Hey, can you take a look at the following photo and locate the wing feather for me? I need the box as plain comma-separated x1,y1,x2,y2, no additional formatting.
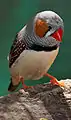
9,33,26,68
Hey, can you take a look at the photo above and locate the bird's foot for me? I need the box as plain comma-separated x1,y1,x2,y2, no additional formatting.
50,78,64,87
19,84,34,94
20,76,33,90
22,85,33,90
44,73,65,87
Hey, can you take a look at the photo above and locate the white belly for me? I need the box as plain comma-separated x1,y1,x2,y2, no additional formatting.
10,48,59,80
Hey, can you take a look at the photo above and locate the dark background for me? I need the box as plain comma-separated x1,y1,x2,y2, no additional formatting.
0,0,70,96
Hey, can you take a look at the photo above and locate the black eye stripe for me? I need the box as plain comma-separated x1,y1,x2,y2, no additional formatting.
43,26,52,37
48,26,52,30
43,30,48,36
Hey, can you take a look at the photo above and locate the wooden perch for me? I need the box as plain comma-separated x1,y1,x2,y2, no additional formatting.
0,79,71,120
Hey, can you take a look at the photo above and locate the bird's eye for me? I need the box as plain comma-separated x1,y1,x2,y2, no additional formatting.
35,19,49,38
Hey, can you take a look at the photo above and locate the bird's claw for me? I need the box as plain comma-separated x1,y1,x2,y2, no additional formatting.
50,79,65,87
22,85,33,90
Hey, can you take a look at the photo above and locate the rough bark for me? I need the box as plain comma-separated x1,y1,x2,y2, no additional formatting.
0,79,71,120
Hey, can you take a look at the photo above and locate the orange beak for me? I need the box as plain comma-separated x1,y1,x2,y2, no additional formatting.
51,28,63,42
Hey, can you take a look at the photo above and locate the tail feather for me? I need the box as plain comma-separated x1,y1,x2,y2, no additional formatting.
8,78,20,92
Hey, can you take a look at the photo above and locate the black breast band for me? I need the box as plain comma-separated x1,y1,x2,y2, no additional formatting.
30,44,58,52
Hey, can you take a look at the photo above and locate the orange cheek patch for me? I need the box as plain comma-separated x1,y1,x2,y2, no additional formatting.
35,19,48,38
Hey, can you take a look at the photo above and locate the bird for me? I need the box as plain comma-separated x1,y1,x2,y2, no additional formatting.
8,10,64,92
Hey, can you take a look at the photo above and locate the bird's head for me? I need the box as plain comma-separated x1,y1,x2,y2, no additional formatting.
26,11,64,51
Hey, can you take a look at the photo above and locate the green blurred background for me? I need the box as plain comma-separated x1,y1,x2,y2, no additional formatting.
0,0,70,96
